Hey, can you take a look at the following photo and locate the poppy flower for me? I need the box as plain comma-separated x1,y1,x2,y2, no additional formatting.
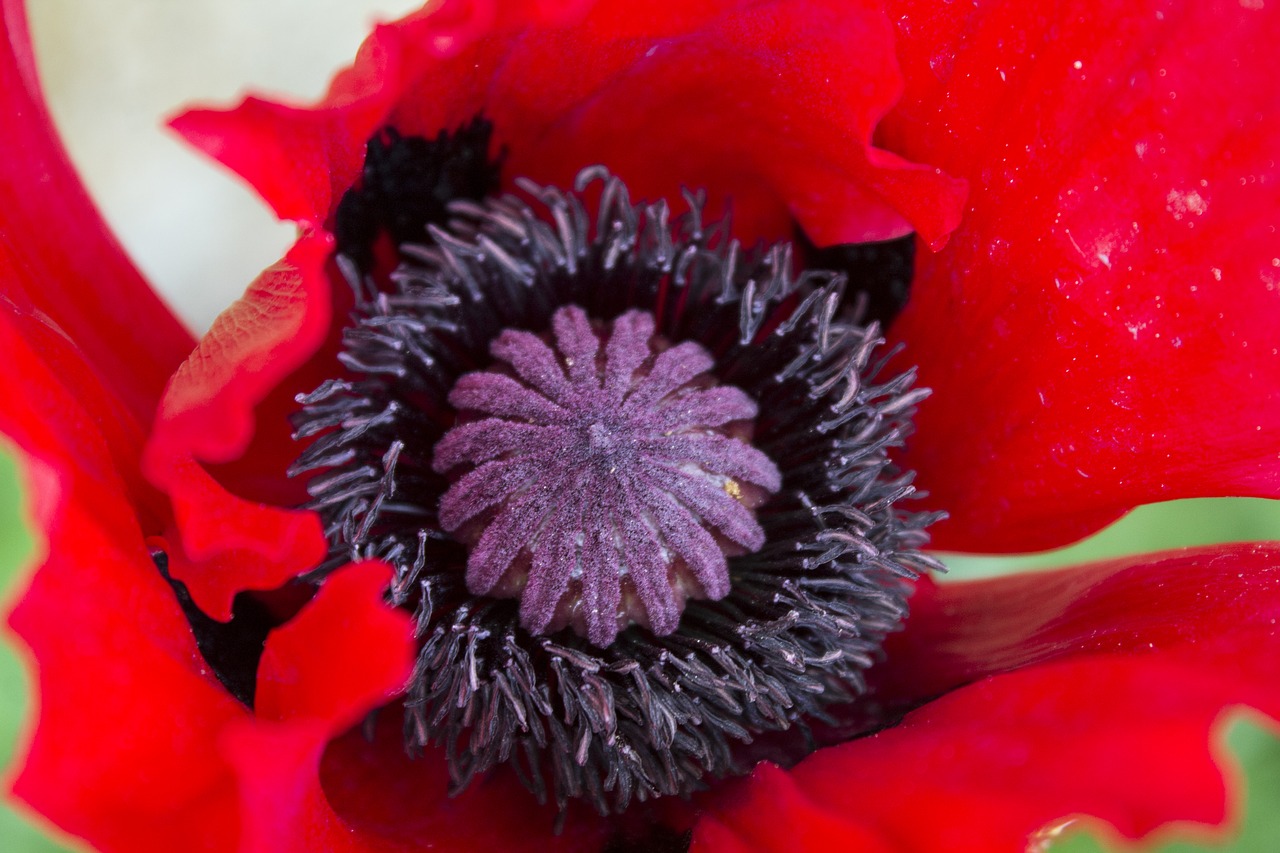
4,0,1280,850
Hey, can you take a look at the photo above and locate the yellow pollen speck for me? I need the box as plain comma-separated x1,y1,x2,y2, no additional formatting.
724,479,742,500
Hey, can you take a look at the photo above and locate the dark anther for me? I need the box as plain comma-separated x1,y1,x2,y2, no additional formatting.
796,228,916,329
334,117,503,271
153,550,274,707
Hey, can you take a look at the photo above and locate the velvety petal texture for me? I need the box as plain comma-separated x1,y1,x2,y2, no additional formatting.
695,545,1280,851
873,544,1280,714
883,0,1280,551
0,3,235,843
0,247,420,850
142,235,333,618
168,0,600,228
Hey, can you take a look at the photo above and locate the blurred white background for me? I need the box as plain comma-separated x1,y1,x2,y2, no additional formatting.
29,0,419,333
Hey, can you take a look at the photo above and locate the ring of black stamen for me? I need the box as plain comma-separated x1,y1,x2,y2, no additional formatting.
292,166,942,815
795,229,916,329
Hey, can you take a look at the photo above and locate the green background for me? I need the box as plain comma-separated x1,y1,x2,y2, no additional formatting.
2,449,1279,851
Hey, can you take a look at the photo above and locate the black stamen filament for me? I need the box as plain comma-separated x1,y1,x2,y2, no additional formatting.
158,120,940,820
287,121,941,815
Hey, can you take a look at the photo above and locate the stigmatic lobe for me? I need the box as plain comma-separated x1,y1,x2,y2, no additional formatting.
433,305,781,647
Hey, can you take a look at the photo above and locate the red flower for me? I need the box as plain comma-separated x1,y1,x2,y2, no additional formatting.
4,0,1280,850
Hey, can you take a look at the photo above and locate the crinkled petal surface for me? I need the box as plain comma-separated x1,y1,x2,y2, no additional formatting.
5,378,534,853
221,562,611,853
693,545,1280,851
0,239,595,851
883,0,1280,551
168,0,598,228
142,234,333,619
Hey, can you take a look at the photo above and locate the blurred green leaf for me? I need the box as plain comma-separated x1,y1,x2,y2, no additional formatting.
1,449,77,852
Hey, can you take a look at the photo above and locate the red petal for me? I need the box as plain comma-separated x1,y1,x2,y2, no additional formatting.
696,545,1280,850
882,0,1280,551
170,95,382,229
693,544,1280,851
218,562,413,852
0,315,243,851
315,717,613,853
0,293,162,527
695,656,1246,852
691,762,893,853
0,296,593,852
150,459,324,622
142,234,333,619
873,544,1280,714
8,521,244,853
489,0,966,247
0,0,192,425
254,562,411,724
171,0,965,247
155,0,970,611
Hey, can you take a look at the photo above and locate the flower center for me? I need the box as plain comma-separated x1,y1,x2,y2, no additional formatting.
284,123,942,816
433,305,781,646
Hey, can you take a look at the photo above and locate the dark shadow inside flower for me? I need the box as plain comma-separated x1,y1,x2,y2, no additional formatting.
153,550,275,706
